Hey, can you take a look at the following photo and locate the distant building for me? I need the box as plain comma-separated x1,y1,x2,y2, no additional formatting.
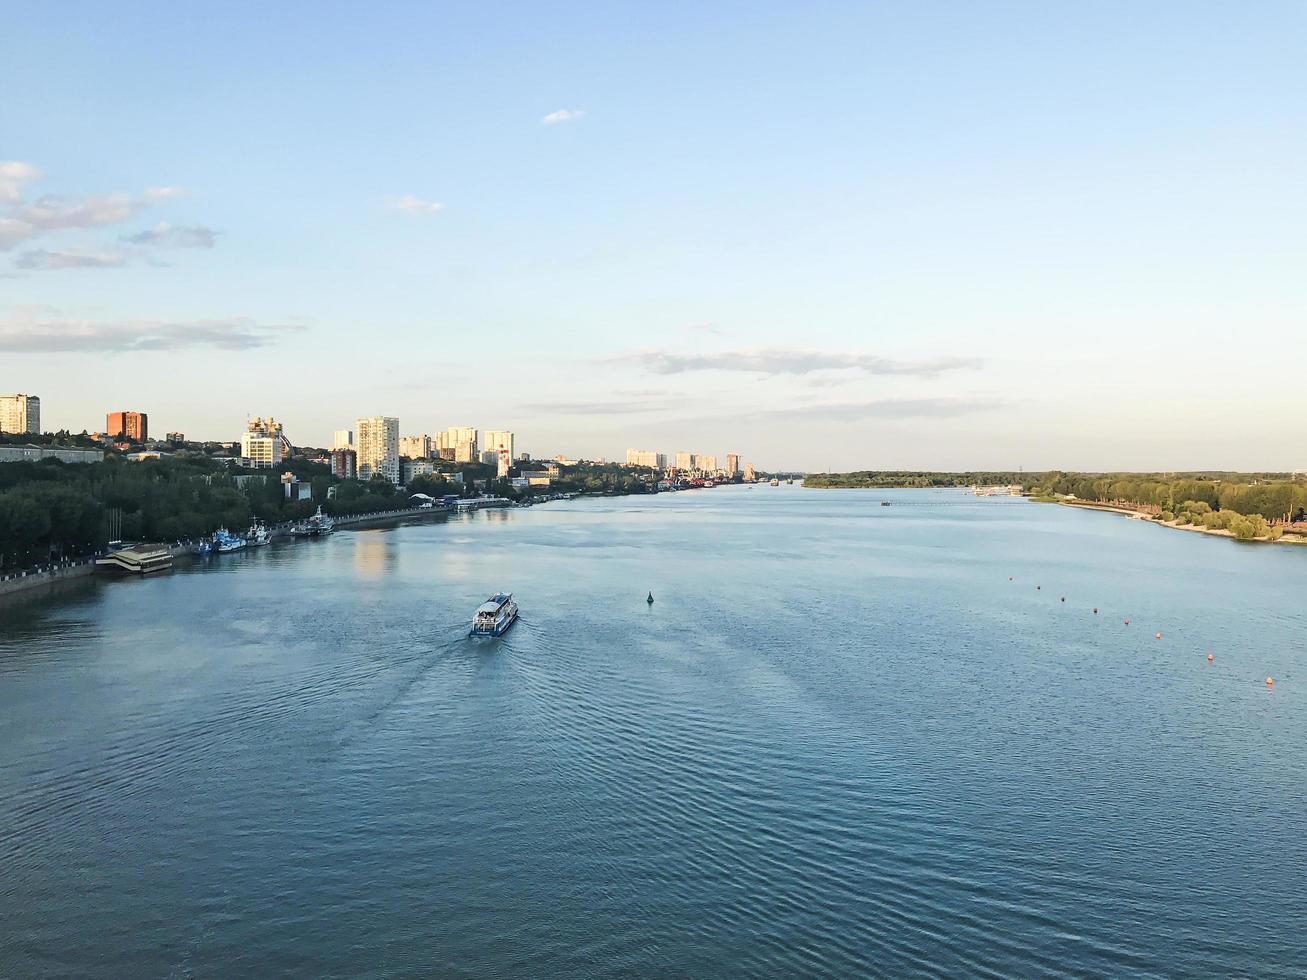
400,434,431,460
743,463,756,482
333,429,354,450
329,448,357,480
726,453,739,477
240,417,291,468
442,426,477,463
517,452,531,462
0,444,101,464
106,411,148,443
282,472,313,501
626,449,666,469
0,394,40,435
165,431,185,444
357,416,400,483
520,470,553,487
484,429,514,463
402,457,435,483
699,455,718,473
674,451,696,471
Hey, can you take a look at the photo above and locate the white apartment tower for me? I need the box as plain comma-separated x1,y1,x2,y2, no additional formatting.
333,429,354,450
400,434,431,460
357,416,400,483
626,449,666,469
241,416,287,468
0,394,40,434
445,426,477,463
484,430,514,463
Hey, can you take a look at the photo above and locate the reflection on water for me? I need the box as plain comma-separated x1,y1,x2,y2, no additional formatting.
1,487,1305,978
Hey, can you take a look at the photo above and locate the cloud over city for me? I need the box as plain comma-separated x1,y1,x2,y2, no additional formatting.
15,249,128,270
0,310,306,353
120,222,220,248
604,347,982,377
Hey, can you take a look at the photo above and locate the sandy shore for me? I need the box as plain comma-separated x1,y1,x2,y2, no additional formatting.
1056,499,1307,545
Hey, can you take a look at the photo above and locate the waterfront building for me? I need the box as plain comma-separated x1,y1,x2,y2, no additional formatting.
699,455,718,473
400,434,431,460
726,453,740,477
357,416,400,483
106,411,148,443
520,470,553,487
674,451,696,471
333,429,354,450
0,394,40,435
329,448,356,480
626,449,666,469
743,463,756,482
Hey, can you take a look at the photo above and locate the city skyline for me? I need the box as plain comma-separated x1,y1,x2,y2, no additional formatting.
3,4,1305,470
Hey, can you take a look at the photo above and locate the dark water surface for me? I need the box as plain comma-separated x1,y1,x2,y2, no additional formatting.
2,486,1304,977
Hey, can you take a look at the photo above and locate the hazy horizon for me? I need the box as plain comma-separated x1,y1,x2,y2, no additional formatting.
3,3,1304,471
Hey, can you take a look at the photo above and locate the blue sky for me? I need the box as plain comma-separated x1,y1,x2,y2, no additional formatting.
3,2,1304,470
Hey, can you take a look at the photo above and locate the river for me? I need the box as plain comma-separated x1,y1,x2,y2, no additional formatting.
1,485,1304,977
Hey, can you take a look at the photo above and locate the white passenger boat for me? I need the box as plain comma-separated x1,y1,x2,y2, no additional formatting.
470,593,518,636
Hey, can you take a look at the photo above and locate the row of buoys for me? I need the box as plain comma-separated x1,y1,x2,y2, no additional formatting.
1010,574,1277,687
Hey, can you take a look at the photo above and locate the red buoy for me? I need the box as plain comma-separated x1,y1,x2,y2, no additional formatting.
1206,654,1214,663
1155,632,1162,640
1266,676,1274,687
1124,619,1130,625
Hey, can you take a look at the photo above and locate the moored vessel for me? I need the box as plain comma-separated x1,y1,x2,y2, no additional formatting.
213,528,247,552
246,521,271,546
305,506,334,536
470,592,518,636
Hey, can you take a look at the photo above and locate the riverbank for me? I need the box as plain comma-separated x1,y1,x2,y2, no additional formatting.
1057,499,1307,545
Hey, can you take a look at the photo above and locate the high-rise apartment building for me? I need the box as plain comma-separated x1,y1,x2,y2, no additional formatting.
357,416,400,483
743,463,756,482
444,426,477,463
329,448,357,480
674,451,696,471
400,434,431,460
699,455,718,473
0,394,40,434
626,449,666,469
106,411,148,443
484,430,514,463
333,429,354,450
726,453,740,477
165,431,185,444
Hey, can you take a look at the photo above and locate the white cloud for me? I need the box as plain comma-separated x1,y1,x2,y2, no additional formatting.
0,164,191,251
15,249,128,270
542,108,585,125
0,309,306,352
121,221,219,248
604,347,982,377
0,161,42,203
388,194,445,214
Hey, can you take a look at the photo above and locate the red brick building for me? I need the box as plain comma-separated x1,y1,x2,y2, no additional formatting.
106,411,148,443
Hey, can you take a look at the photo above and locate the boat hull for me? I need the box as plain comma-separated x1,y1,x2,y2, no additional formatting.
470,607,518,637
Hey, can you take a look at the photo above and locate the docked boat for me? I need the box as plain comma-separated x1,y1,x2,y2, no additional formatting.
246,521,271,546
95,547,174,575
470,592,518,636
770,478,780,486
213,528,247,553
305,506,334,536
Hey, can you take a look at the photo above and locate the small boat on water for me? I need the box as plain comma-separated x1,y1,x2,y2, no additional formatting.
213,528,247,553
881,501,892,506
770,478,780,486
470,592,518,636
305,506,334,536
246,521,271,546
195,538,215,556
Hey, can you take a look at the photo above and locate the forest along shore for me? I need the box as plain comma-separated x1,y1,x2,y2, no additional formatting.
1056,499,1307,545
